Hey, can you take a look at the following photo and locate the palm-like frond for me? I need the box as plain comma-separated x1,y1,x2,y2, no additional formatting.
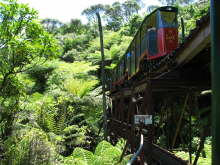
94,140,113,156
71,147,94,165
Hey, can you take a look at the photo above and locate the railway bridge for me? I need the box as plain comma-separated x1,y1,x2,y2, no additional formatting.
107,13,211,165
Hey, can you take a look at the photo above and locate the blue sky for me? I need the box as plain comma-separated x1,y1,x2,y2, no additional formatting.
18,0,161,23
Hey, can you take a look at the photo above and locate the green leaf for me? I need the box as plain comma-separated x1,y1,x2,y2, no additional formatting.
94,140,113,156
71,147,94,165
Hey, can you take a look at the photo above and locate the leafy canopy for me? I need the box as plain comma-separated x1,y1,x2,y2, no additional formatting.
0,0,60,140
0,0,60,90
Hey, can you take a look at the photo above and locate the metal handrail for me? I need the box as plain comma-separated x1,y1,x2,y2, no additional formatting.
127,134,144,165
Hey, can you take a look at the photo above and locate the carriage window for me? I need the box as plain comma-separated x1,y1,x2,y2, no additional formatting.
147,12,157,28
135,33,140,69
126,52,131,76
131,43,136,75
116,66,119,81
120,60,124,77
159,11,177,28
148,28,158,56
123,56,127,74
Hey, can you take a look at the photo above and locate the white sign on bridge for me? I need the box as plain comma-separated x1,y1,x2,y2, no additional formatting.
134,115,152,125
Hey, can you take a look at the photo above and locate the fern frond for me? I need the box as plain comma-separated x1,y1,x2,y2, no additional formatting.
71,147,94,165
56,113,66,134
64,78,98,98
94,140,113,157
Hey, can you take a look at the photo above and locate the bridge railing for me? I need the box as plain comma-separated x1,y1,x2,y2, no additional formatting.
127,134,144,165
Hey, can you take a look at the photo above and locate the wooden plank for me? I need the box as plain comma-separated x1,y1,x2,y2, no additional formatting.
110,79,210,100
150,144,189,165
176,22,210,65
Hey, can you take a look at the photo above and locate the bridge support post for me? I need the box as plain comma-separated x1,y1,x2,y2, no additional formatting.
211,0,220,165
130,94,136,153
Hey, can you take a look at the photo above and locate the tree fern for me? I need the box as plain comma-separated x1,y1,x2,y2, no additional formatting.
63,125,87,147
94,141,113,157
56,113,66,134
61,140,131,165
102,147,121,162
94,145,122,164
93,141,130,165
64,78,98,98
46,113,56,133
63,157,86,165
56,61,98,75
68,113,85,126
36,106,48,132
71,147,94,165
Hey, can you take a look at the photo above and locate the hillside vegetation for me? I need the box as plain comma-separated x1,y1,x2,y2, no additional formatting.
0,0,210,164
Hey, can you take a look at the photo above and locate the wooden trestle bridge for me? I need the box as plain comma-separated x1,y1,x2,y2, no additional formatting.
107,13,211,165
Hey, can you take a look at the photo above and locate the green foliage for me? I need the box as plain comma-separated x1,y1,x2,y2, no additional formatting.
0,0,60,141
86,30,132,64
94,141,113,156
109,36,132,62
34,95,65,134
3,128,59,165
1,0,211,164
17,73,35,93
82,0,143,31
64,78,98,98
0,0,60,72
21,61,103,153
26,65,55,93
62,49,77,62
82,4,106,23
18,87,103,155
63,125,88,148
178,1,210,38
174,137,212,164
175,143,211,165
61,19,90,35
115,139,127,151
57,33,91,53
61,140,130,165
41,18,64,34
103,31,122,49
123,14,143,36
56,61,98,76
46,61,98,93
72,148,94,164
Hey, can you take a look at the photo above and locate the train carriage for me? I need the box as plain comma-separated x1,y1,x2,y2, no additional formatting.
109,6,178,90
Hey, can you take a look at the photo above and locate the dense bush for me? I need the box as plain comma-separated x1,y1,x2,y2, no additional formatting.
0,0,211,164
